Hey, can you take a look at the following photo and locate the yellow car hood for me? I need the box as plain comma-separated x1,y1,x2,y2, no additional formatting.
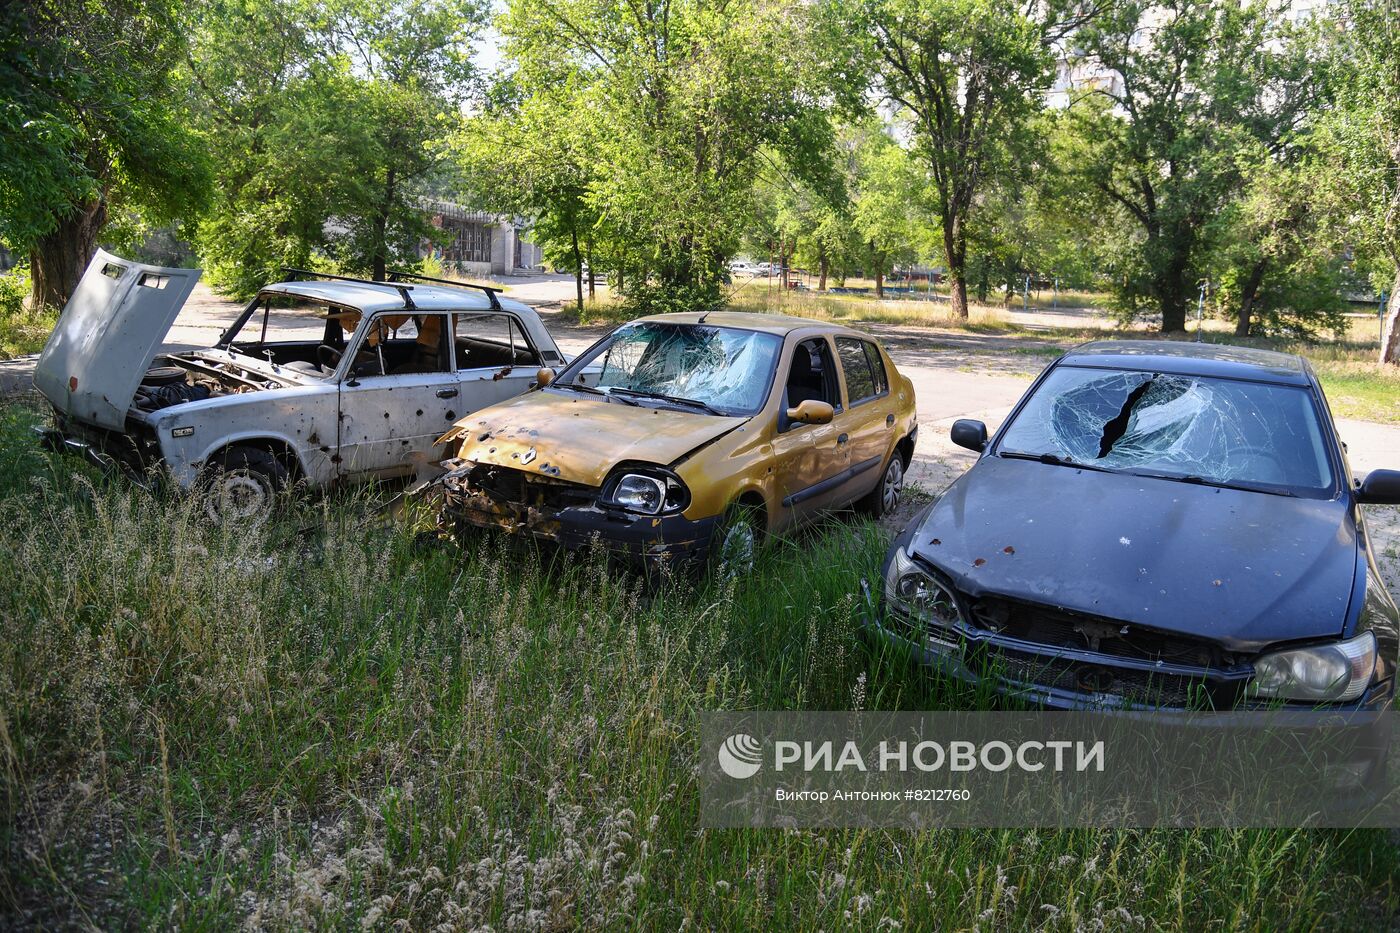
444,389,749,487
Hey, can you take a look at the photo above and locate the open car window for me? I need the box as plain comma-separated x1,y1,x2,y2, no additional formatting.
997,366,1336,497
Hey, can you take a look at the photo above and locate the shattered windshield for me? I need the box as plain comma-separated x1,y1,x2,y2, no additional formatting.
557,323,781,415
997,366,1335,497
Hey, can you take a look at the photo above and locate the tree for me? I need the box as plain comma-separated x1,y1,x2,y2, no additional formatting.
496,0,835,309
1314,0,1400,363
825,0,1083,318
1066,0,1318,332
0,0,208,309
187,0,485,296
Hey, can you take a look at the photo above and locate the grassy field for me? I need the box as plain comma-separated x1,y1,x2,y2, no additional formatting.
0,401,1396,929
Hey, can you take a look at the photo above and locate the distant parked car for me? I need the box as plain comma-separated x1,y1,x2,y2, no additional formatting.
435,312,918,574
34,251,569,524
728,260,757,276
870,340,1400,713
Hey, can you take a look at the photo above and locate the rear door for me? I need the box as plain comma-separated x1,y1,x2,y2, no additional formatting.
453,311,542,410
832,336,896,504
34,250,201,429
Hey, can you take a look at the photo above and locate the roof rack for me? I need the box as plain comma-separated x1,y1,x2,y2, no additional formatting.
387,268,502,310
280,267,416,310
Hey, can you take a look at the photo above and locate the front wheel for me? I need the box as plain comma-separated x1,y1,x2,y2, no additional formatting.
710,503,761,579
859,452,905,519
201,446,288,527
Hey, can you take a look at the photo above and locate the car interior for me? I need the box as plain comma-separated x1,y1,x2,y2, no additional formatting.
782,338,840,421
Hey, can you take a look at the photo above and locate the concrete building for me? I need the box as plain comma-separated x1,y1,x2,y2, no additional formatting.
422,198,544,277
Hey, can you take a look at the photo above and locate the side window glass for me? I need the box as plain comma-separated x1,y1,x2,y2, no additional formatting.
785,338,839,411
836,336,876,404
863,340,888,396
455,313,541,369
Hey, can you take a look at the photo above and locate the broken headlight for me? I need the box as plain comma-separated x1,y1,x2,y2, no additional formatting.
884,546,965,629
603,470,689,515
1248,631,1376,704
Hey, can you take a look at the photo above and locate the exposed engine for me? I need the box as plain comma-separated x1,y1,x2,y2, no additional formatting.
131,356,274,412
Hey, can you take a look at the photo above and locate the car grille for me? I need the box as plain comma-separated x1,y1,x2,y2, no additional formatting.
967,595,1239,669
970,643,1230,710
451,462,595,511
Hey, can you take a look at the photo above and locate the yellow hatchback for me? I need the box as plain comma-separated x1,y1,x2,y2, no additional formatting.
435,312,918,572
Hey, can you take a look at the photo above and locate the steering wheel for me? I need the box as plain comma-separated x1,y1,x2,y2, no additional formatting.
317,344,344,370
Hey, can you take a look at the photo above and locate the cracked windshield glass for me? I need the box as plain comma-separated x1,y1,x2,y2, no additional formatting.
564,323,782,415
997,367,1336,497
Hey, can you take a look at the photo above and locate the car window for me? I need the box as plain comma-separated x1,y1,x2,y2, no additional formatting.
863,341,888,396
997,366,1336,497
349,313,451,378
836,336,880,405
455,312,540,370
554,322,782,416
785,338,840,411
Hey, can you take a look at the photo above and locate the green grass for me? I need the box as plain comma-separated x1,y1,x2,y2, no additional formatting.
0,402,1396,928
0,302,57,360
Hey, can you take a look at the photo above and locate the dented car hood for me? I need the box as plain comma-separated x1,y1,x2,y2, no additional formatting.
911,457,1358,651
445,388,748,487
34,250,201,430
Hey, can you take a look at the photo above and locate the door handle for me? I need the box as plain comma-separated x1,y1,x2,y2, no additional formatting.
837,433,849,444
437,387,459,398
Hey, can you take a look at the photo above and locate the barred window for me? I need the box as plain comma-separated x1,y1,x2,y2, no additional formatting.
443,220,493,265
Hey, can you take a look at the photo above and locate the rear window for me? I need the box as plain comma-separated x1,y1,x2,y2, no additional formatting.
837,336,886,405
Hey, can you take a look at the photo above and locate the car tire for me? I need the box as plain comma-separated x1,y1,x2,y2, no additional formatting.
711,502,761,579
201,446,288,527
859,451,905,519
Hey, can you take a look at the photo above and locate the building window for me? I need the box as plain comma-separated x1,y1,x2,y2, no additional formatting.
443,220,493,265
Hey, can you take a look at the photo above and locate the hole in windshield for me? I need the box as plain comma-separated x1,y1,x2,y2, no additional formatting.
999,367,1335,497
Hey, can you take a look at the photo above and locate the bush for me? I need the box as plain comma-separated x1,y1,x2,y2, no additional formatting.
0,264,57,359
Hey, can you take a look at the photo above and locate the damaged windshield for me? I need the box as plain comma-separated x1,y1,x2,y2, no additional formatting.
556,323,781,416
997,366,1335,497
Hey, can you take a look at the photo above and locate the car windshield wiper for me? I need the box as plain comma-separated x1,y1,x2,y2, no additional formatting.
606,387,726,415
1125,469,1298,497
554,382,640,406
999,450,1116,474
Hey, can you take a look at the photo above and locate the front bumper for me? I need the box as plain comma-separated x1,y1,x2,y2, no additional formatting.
34,417,164,491
439,479,719,567
859,580,1396,714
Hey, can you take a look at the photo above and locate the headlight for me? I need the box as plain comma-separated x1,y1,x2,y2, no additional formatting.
611,473,668,514
1249,631,1377,704
884,546,965,629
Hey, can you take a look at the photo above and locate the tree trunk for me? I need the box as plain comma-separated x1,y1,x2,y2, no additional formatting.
30,198,108,310
371,168,396,281
943,217,969,319
1381,268,1400,365
818,248,828,292
569,224,584,313
874,252,884,300
1235,258,1267,337
1159,248,1190,333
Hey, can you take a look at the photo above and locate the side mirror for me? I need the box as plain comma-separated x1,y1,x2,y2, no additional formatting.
951,419,988,453
786,399,835,425
1356,469,1400,505
535,366,556,388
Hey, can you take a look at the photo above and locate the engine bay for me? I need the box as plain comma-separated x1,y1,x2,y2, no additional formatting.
131,355,287,413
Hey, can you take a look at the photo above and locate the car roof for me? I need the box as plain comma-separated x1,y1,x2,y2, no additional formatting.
261,280,531,315
1059,340,1312,386
629,310,869,338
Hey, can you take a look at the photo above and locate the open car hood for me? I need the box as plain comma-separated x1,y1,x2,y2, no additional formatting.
34,250,201,430
444,388,747,487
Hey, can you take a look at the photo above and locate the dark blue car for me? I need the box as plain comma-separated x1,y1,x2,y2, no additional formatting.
871,341,1400,712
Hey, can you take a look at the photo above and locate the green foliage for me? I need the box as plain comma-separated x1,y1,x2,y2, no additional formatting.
188,0,485,297
0,264,58,359
0,0,210,305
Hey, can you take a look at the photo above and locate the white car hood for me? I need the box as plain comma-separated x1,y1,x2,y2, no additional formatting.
34,250,201,430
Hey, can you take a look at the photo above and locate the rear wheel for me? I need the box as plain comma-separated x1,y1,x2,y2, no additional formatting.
711,502,761,578
859,451,905,518
202,446,287,527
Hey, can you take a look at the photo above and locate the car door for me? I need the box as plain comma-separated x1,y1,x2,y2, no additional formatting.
452,311,542,410
771,336,850,526
336,311,463,479
832,335,896,505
